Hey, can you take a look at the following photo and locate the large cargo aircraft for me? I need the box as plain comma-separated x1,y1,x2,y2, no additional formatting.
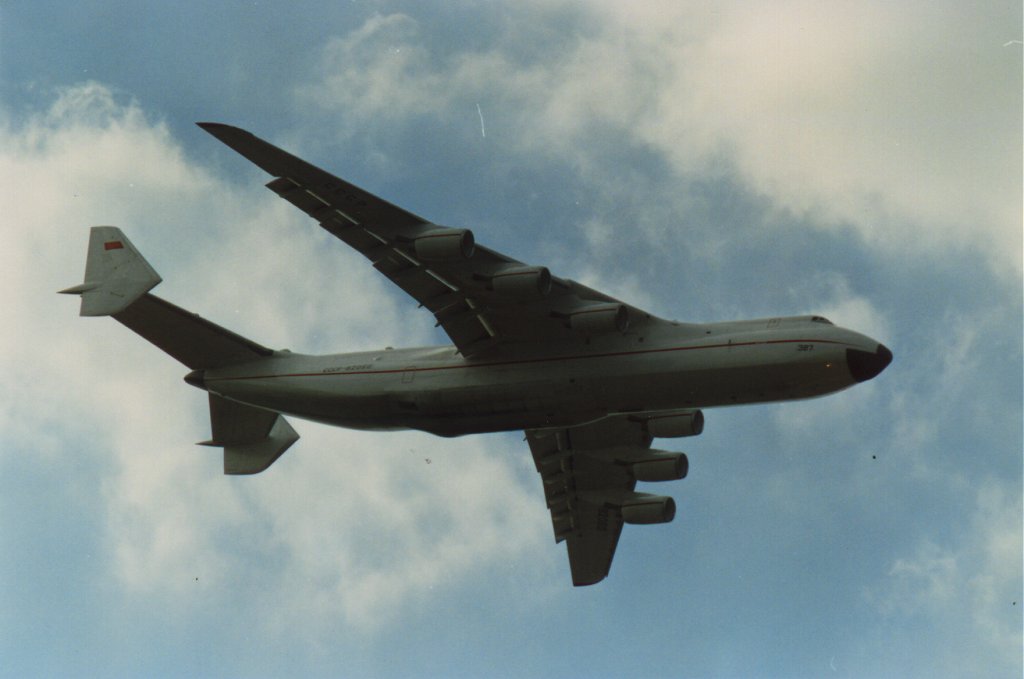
61,124,892,585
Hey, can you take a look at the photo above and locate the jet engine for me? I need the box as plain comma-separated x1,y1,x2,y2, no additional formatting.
568,303,629,334
644,410,704,438
620,492,676,524
491,265,552,298
414,227,475,260
631,450,688,481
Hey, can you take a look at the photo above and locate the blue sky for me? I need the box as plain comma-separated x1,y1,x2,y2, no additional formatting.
1,2,1021,677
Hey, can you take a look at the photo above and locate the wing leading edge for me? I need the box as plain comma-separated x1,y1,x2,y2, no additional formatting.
198,123,668,355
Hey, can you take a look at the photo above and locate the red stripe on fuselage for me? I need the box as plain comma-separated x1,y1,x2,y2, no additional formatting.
206,337,851,383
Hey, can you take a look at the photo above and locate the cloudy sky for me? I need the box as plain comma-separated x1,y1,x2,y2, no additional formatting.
1,2,1020,677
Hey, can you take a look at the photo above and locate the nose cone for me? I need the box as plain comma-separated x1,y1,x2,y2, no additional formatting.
847,344,893,383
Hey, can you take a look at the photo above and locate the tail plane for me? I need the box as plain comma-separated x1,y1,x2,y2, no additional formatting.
199,395,300,474
61,226,274,370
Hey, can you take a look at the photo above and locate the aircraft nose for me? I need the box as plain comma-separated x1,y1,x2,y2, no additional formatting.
846,344,893,383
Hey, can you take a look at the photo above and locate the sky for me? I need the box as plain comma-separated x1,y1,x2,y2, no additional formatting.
0,2,1021,677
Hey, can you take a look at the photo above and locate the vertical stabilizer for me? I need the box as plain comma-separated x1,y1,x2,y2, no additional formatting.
61,226,274,369
59,226,161,316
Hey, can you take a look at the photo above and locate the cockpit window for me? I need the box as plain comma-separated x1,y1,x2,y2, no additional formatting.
811,316,833,325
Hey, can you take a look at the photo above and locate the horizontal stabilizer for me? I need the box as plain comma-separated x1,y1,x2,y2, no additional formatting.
59,226,161,316
201,395,299,475
113,293,274,369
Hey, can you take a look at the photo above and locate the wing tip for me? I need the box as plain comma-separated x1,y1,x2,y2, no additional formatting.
196,121,247,139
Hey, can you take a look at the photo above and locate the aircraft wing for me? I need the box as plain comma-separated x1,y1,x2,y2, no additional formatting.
199,123,666,355
527,415,677,586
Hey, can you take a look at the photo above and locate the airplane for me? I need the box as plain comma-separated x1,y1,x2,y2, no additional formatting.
61,123,893,586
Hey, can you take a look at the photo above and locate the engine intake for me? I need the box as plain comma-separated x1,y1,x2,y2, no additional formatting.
620,493,676,525
568,303,629,334
491,266,552,298
414,227,475,261
644,410,704,438
631,450,688,481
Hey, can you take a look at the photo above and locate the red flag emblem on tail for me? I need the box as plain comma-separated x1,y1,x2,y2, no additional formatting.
104,241,124,251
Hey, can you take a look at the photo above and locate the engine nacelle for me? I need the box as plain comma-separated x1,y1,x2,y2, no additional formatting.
413,227,475,261
568,303,629,334
620,493,676,525
491,265,552,298
631,450,688,481
645,410,704,438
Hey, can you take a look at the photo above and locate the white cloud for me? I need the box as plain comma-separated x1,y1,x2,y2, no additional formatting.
300,4,1021,273
658,2,1020,268
308,14,448,126
865,480,1022,674
783,271,891,339
0,82,550,634
243,427,549,631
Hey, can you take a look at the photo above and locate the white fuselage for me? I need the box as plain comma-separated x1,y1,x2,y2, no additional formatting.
195,316,886,437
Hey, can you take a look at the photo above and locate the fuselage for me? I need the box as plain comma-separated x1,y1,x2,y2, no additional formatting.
190,315,891,437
